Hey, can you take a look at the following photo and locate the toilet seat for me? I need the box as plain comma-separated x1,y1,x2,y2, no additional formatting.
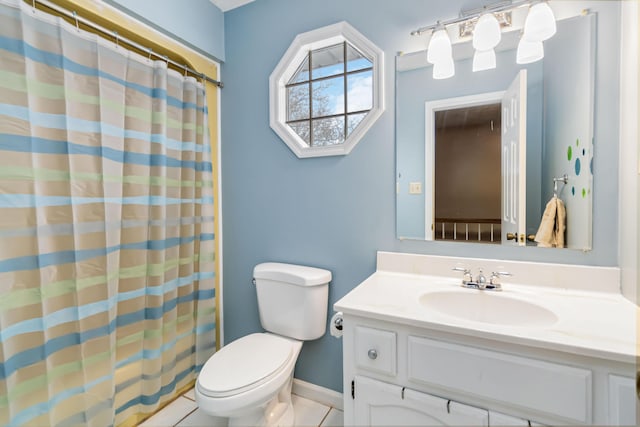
198,333,295,398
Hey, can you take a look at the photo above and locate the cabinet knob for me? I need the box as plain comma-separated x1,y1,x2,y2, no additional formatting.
368,349,378,360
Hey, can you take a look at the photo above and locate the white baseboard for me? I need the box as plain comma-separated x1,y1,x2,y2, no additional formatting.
292,378,344,411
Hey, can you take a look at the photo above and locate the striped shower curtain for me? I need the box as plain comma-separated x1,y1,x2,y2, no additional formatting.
0,1,217,426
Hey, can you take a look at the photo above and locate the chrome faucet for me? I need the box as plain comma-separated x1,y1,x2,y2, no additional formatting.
452,267,511,291
475,269,487,289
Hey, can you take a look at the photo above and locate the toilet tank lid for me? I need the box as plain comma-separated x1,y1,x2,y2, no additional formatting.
253,262,331,286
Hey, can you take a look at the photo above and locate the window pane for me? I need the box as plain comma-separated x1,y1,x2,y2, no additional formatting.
347,43,372,72
312,117,345,146
289,56,310,84
347,70,373,112
311,43,344,79
347,113,366,137
312,76,345,118
289,121,311,146
287,84,309,121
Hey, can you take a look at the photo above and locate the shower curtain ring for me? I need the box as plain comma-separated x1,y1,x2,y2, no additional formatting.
113,31,119,48
72,11,79,31
147,48,153,61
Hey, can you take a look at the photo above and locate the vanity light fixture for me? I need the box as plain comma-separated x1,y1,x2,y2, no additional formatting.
516,37,544,64
473,12,502,51
433,56,455,79
523,1,557,41
473,48,497,71
426,27,452,64
411,0,558,77
472,12,501,71
516,1,556,63
426,25,455,79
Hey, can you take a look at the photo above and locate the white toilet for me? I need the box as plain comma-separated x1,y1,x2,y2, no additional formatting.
195,262,331,427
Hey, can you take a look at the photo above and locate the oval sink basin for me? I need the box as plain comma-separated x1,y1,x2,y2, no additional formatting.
419,291,558,327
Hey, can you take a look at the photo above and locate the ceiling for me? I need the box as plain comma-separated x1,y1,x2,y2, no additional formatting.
209,0,255,12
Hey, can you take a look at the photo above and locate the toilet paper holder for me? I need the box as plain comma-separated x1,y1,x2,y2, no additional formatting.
330,312,344,338
333,314,343,331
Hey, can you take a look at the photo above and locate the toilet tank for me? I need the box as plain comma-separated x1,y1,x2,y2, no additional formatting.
253,262,331,340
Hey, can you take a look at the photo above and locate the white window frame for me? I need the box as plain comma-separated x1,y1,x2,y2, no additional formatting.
269,21,384,158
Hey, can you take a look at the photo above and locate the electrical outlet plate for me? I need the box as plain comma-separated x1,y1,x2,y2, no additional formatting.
409,182,422,194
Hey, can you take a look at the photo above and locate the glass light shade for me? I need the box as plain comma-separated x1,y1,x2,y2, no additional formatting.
473,13,502,51
516,38,544,64
427,29,452,64
472,49,496,72
523,2,557,42
432,57,455,80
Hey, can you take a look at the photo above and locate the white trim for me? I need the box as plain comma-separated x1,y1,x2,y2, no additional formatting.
292,378,344,410
618,0,639,304
424,91,505,240
269,21,384,158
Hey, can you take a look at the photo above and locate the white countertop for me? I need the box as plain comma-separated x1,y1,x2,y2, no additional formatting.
335,256,639,364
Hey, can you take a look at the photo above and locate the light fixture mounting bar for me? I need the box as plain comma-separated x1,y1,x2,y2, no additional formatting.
410,0,531,36
458,11,512,39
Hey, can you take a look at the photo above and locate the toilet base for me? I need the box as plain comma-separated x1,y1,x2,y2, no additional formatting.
228,400,293,427
197,362,299,427
224,374,294,427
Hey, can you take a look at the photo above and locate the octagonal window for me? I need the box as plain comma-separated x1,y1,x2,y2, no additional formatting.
270,22,384,158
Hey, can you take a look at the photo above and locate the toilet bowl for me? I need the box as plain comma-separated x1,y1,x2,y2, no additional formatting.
196,333,302,426
195,262,331,427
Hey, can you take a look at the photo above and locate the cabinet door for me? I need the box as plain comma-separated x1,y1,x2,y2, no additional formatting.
608,375,637,426
354,376,489,426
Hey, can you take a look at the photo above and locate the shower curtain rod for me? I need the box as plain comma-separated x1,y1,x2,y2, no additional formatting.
31,0,224,88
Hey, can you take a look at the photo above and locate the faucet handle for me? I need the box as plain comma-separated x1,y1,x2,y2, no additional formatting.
452,267,473,285
488,271,512,290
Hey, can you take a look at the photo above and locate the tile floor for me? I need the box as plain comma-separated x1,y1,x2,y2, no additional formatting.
139,388,344,427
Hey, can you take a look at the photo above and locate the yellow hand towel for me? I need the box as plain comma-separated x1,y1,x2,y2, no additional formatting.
534,197,566,248
555,197,566,248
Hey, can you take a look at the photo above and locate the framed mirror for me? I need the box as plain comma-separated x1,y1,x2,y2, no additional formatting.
396,13,595,250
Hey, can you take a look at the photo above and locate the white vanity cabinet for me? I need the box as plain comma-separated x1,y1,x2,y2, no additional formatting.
335,252,638,426
341,317,636,426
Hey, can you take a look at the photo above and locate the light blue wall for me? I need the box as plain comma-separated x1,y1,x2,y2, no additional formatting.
104,0,225,61
222,0,621,393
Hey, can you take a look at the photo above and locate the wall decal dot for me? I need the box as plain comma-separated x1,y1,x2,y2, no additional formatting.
567,146,572,161
582,148,585,156
572,186,575,196
575,158,581,175
576,138,580,146
590,157,593,174
582,188,586,198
